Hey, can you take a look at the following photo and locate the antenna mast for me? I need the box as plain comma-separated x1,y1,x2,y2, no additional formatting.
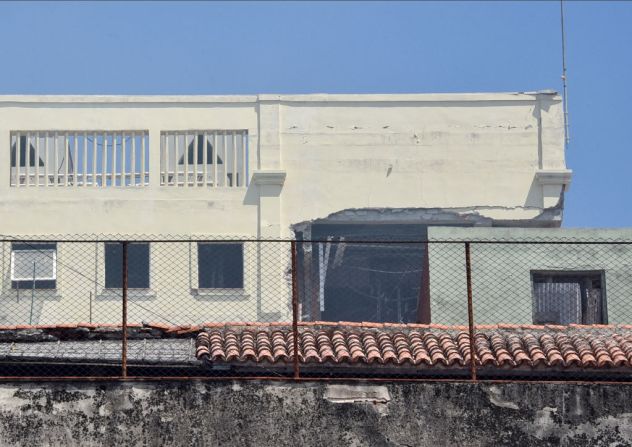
560,0,570,145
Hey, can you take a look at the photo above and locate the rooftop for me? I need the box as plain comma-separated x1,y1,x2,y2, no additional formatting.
1,322,631,379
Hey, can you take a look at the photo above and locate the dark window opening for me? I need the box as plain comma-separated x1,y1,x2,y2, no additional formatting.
198,243,244,289
297,224,429,324
105,243,150,289
10,136,45,167
178,135,223,166
11,243,57,289
531,271,606,325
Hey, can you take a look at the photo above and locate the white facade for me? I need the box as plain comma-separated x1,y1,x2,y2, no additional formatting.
0,92,570,237
0,92,572,326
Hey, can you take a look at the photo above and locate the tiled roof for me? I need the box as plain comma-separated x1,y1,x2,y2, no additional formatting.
195,322,632,370
3,322,632,372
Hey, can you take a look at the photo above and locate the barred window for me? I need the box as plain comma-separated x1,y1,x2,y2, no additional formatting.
531,271,606,325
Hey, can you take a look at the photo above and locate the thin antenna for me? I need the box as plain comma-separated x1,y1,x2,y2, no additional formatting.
560,0,570,145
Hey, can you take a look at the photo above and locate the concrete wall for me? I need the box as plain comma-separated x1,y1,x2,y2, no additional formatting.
280,92,567,226
428,227,632,325
0,92,569,239
0,381,631,446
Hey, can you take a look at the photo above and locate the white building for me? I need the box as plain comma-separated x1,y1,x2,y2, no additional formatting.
0,92,572,326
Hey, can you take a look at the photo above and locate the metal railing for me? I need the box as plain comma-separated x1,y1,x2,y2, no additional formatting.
1,235,632,383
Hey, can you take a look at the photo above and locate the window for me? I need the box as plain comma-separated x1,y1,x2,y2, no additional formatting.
198,243,244,289
105,243,150,289
531,271,606,325
11,243,57,289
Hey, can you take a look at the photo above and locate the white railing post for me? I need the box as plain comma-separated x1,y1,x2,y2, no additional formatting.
141,133,146,186
148,128,162,189
202,133,208,187
213,132,218,188
92,132,97,188
15,132,21,187
53,132,58,187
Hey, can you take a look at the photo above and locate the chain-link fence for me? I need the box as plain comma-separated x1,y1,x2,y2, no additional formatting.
1,235,632,382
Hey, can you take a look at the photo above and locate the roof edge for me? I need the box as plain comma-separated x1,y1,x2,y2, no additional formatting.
0,91,560,105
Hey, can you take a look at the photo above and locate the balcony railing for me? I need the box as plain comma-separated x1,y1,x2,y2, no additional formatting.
160,130,248,187
10,131,149,187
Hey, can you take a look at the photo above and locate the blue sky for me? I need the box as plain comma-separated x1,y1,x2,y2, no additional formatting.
0,1,630,227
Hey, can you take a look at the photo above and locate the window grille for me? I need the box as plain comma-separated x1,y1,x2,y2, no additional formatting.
531,272,605,325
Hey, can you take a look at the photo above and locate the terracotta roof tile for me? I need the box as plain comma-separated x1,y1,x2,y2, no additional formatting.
195,323,632,370
3,322,632,372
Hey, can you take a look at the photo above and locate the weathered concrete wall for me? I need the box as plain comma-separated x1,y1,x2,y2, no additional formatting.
279,93,567,227
0,380,631,447
428,227,632,325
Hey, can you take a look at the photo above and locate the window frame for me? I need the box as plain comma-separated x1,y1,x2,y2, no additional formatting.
530,270,608,325
104,242,152,290
196,242,245,290
10,243,57,290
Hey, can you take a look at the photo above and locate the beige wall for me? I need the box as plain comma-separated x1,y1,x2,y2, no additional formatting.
0,239,292,326
0,92,569,238
279,93,568,227
0,92,570,325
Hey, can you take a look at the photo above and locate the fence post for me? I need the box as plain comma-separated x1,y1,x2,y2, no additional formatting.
465,242,477,381
291,240,300,379
121,241,129,378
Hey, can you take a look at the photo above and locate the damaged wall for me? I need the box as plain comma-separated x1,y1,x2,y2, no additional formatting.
280,92,569,233
1,380,631,446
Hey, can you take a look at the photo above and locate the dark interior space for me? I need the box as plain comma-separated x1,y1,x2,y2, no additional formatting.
296,224,428,323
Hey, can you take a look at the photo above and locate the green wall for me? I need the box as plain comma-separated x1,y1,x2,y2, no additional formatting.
427,227,632,326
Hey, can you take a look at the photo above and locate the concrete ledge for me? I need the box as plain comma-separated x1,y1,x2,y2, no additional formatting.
251,170,287,186
535,169,573,187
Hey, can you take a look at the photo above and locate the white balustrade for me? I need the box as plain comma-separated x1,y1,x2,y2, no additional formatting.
10,131,150,187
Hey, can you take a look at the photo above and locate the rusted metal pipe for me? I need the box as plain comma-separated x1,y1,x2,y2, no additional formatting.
465,242,477,381
291,240,300,379
416,241,431,324
121,241,129,378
